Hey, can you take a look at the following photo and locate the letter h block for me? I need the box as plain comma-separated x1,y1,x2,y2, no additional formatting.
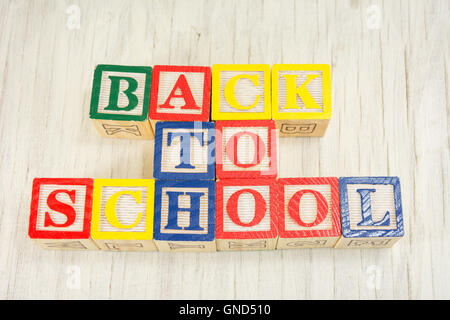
149,65,211,131
153,121,215,180
215,120,277,179
28,178,99,250
211,64,271,120
90,179,157,251
216,179,278,251
89,65,154,139
153,180,216,252
335,177,404,248
272,64,331,137
277,178,341,249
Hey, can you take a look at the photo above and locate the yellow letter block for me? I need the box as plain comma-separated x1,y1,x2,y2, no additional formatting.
211,64,271,120
272,64,331,137
91,179,157,251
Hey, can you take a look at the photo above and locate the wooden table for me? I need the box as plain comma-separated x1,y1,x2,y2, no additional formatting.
0,0,448,299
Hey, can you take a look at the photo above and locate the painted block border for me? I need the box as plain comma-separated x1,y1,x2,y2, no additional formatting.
28,178,93,239
339,176,404,238
149,65,211,122
89,64,152,121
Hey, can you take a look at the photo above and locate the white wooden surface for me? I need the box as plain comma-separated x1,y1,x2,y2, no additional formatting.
0,0,448,299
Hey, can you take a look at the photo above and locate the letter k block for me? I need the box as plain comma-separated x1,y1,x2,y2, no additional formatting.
272,64,331,137
335,177,404,248
153,180,216,252
153,121,215,180
89,65,154,139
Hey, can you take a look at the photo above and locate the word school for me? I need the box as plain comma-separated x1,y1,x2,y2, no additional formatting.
28,176,404,251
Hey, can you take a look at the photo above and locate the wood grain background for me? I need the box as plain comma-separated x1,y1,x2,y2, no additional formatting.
0,0,448,299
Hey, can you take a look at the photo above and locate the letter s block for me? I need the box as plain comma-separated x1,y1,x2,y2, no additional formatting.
277,177,341,249
149,65,211,131
272,64,331,137
153,121,215,180
89,65,154,139
211,64,271,120
90,179,157,251
28,178,98,250
335,176,404,248
153,180,216,252
216,179,278,251
215,120,277,179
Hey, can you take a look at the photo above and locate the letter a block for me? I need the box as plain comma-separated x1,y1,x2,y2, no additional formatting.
211,64,271,120
215,120,277,179
335,177,404,248
153,121,215,180
277,178,341,249
216,179,278,251
28,178,99,250
90,179,157,251
272,64,331,137
153,180,216,252
89,65,154,139
149,65,211,131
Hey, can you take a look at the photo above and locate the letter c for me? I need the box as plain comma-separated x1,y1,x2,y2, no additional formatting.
104,190,143,229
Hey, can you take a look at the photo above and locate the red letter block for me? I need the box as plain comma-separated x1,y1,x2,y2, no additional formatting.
277,177,341,248
149,65,211,130
28,178,98,250
215,120,277,179
216,179,278,251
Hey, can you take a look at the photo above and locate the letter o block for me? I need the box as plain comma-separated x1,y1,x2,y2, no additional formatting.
89,65,154,139
272,64,331,137
153,180,216,252
90,179,157,251
215,120,277,179
216,179,278,251
211,64,271,120
277,177,341,249
335,176,404,248
149,65,211,131
28,178,98,250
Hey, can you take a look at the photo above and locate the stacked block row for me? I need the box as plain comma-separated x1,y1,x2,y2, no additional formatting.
28,176,404,251
89,64,331,139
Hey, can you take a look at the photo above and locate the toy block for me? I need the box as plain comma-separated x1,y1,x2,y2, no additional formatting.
216,179,278,251
335,177,404,248
215,120,277,179
90,179,157,251
89,64,154,139
277,177,341,249
272,64,331,137
153,121,215,180
153,180,216,252
28,178,99,250
149,65,211,131
211,64,271,120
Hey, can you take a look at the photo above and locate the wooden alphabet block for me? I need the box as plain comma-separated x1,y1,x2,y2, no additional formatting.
216,179,278,251
149,65,211,131
335,176,404,248
153,121,215,180
89,64,154,139
153,180,216,252
90,179,157,251
215,120,277,179
211,64,271,120
277,177,341,249
272,64,331,137
28,178,99,250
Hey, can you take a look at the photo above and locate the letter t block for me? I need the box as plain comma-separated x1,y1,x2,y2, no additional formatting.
153,180,216,252
335,176,404,248
89,65,154,139
272,64,331,137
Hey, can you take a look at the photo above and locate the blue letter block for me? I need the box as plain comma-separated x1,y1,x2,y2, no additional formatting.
336,176,404,248
153,121,215,180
